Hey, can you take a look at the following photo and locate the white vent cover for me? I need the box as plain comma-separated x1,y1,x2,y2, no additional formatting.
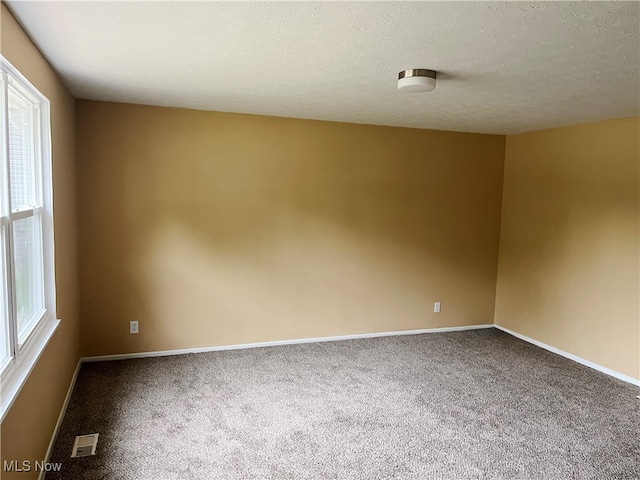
71,434,99,458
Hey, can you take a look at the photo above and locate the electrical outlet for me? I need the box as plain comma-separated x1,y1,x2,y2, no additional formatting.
130,321,139,334
434,302,441,313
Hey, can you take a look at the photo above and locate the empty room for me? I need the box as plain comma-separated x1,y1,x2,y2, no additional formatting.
0,1,638,479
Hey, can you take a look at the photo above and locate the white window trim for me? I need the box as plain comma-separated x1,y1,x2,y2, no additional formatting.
0,55,59,422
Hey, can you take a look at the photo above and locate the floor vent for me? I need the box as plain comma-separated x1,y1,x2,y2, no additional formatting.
71,433,99,458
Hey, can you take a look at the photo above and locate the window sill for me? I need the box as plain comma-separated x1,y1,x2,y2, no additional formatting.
0,317,60,422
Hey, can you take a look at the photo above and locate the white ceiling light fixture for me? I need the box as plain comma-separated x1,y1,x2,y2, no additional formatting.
398,69,437,93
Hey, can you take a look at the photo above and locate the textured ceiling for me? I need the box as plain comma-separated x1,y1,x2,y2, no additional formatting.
6,1,640,134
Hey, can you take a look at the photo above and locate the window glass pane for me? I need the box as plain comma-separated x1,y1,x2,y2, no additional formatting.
8,84,38,211
13,214,44,342
0,226,11,371
0,76,7,219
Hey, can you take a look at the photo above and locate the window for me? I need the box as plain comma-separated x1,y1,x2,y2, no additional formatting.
0,56,58,421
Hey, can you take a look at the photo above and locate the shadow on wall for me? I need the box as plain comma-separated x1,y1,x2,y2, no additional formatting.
77,103,505,356
494,120,640,377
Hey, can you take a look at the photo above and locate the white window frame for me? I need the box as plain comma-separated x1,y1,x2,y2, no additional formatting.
0,56,59,422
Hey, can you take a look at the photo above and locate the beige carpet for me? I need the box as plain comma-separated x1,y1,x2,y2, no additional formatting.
46,329,639,479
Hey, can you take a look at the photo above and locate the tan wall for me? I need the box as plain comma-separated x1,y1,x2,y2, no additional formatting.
76,101,505,356
0,4,79,479
495,117,640,380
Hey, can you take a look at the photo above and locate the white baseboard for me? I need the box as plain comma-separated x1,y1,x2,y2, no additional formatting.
81,324,494,363
494,325,640,387
38,359,82,480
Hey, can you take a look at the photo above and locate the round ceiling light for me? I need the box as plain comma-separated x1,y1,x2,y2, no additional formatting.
397,69,437,93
